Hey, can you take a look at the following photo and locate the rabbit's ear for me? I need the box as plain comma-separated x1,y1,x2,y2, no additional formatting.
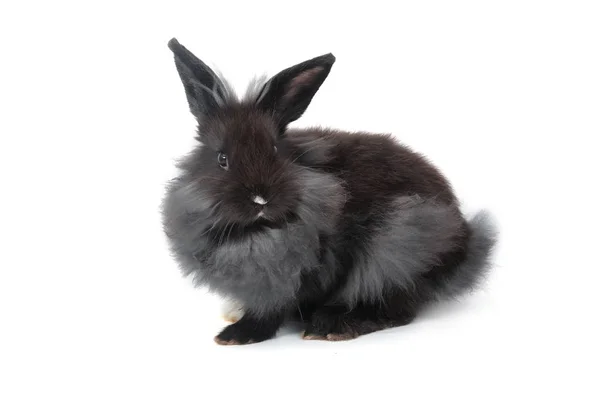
168,38,229,119
256,53,335,129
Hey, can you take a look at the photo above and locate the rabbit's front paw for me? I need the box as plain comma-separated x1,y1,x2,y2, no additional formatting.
221,299,244,323
214,313,282,345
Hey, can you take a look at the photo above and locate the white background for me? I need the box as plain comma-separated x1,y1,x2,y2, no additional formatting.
1,1,599,398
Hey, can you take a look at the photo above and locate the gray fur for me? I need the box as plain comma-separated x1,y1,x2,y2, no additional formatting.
433,210,498,300
162,166,345,316
336,196,466,305
245,75,270,103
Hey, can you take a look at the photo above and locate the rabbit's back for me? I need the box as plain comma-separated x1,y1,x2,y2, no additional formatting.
285,129,470,306
285,129,457,207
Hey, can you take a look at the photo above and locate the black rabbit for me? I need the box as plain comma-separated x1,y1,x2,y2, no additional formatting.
162,38,497,345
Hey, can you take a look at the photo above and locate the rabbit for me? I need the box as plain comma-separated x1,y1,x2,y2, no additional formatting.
161,38,498,345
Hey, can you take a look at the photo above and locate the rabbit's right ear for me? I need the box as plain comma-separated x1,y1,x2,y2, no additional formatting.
255,53,336,130
168,38,229,119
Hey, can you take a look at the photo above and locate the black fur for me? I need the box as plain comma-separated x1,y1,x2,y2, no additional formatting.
162,38,498,345
255,53,335,130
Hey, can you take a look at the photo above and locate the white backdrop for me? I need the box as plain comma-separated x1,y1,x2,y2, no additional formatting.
1,1,598,399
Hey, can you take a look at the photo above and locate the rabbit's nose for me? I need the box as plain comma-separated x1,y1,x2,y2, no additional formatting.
252,195,268,205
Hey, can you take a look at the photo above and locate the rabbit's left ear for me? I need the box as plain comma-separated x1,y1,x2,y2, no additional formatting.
168,38,229,120
256,53,336,129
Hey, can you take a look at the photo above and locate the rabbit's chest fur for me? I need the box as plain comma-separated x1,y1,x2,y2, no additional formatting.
163,169,345,315
194,223,321,312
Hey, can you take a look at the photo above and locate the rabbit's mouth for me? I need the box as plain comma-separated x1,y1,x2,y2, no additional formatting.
252,208,299,227
254,207,277,222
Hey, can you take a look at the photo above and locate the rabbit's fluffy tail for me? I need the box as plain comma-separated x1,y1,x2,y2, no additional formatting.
436,210,498,300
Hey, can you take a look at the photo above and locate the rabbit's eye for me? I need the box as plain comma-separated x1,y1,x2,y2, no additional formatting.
217,152,228,170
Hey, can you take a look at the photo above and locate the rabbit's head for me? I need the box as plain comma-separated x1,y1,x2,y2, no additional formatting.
168,38,335,227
